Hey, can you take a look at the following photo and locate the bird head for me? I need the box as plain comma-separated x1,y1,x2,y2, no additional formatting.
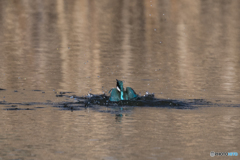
116,79,124,92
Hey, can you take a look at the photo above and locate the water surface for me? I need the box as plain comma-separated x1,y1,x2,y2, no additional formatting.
0,0,240,159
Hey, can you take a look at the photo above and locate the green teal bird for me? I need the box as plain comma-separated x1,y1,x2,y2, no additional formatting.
109,79,138,101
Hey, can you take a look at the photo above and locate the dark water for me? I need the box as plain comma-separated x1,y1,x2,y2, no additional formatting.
0,0,240,160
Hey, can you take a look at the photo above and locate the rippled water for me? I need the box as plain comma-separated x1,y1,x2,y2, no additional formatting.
0,0,240,160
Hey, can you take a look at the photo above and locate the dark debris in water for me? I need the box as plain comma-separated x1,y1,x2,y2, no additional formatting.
0,101,49,111
79,93,214,110
53,103,85,111
0,92,215,111
56,94,64,97
0,90,238,112
59,92,74,94
35,107,45,109
4,108,34,111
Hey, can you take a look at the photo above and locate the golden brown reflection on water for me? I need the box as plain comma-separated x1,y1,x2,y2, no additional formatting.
0,105,239,160
0,0,240,160
0,0,239,102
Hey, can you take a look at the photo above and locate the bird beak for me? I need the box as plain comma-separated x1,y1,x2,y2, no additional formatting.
117,86,120,92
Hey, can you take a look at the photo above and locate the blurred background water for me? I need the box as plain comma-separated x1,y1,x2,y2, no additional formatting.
0,0,240,160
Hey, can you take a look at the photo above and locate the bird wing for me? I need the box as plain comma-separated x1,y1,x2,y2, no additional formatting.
126,87,138,100
109,88,121,101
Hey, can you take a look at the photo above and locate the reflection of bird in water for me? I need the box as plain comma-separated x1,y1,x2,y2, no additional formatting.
109,79,138,101
115,113,123,122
